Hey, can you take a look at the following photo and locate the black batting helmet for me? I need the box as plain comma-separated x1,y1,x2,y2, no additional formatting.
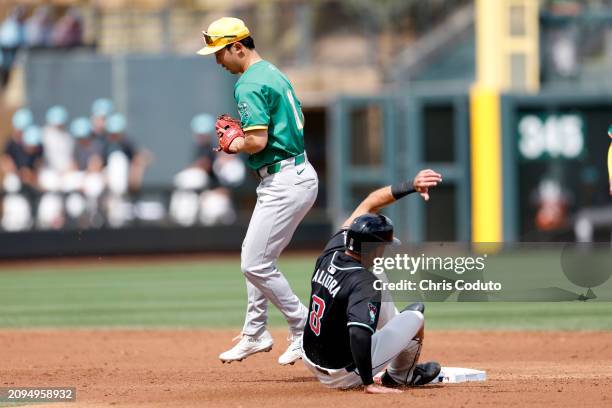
346,213,399,254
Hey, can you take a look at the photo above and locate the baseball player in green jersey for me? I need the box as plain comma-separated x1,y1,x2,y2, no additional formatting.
198,17,318,365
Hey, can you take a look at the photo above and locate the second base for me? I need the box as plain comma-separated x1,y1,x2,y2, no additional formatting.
434,367,487,383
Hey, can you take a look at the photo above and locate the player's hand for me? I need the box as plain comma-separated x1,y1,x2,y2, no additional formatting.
228,136,245,153
364,383,403,394
215,114,245,154
412,169,443,202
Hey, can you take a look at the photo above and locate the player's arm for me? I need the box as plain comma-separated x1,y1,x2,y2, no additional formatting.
229,128,268,154
348,325,373,385
348,326,400,394
347,327,397,394
230,83,270,154
347,286,401,394
341,169,442,228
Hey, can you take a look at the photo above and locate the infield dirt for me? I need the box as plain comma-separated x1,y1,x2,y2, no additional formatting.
1,330,611,407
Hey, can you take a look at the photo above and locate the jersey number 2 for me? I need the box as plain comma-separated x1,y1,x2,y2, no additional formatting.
309,295,325,336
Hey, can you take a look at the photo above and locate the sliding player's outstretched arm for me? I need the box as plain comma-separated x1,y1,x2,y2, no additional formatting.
342,169,443,228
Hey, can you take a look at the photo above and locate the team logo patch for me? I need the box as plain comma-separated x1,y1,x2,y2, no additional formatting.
237,102,250,121
368,303,377,323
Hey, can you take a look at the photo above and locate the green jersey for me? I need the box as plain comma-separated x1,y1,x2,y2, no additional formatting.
234,60,305,170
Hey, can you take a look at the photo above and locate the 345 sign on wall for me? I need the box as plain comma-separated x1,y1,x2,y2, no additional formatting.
517,113,585,160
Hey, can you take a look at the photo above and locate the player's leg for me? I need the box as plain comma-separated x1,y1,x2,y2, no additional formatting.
383,324,424,384
239,163,316,333
382,302,426,381
370,310,428,384
374,309,441,386
239,186,307,334
242,279,268,337
238,190,271,339
241,163,317,330
240,162,318,363
219,197,273,363
317,310,425,389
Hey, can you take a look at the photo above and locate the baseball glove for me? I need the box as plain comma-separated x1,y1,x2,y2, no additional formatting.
214,114,245,154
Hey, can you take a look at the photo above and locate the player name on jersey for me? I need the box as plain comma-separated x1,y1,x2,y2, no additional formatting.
312,266,342,298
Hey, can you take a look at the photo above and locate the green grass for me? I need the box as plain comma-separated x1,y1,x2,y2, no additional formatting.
0,256,610,330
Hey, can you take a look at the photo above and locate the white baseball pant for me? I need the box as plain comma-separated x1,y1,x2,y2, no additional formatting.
241,154,318,337
302,310,424,389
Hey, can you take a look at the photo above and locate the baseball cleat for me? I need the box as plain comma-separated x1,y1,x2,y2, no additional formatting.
218,330,274,363
277,334,303,366
378,370,400,387
409,361,441,385
376,361,441,387
401,302,425,314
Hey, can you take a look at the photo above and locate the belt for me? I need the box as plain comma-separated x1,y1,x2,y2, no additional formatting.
256,153,305,178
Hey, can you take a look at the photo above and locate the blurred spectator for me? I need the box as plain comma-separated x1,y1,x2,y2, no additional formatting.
38,105,73,229
25,6,54,48
1,108,35,189
103,113,151,227
51,7,83,48
2,115,42,190
66,117,105,227
534,178,569,232
170,113,214,226
213,153,247,189
2,109,45,188
1,109,42,231
22,126,45,173
174,113,216,189
0,5,26,87
104,113,150,193
170,113,244,226
72,117,104,173
41,105,74,174
90,98,114,145
201,151,245,226
0,6,26,48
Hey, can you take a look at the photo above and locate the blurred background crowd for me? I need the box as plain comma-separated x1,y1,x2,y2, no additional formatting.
2,98,245,231
1,4,84,87
0,0,611,254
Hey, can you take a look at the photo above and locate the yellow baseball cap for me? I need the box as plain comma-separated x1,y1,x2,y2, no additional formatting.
197,17,250,56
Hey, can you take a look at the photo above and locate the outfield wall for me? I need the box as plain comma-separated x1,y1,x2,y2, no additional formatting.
0,219,329,260
331,89,612,243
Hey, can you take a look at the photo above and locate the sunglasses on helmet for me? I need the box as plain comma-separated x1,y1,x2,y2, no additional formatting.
202,33,237,46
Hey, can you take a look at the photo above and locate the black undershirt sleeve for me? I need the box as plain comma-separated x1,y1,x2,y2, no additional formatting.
349,325,374,386
391,181,416,200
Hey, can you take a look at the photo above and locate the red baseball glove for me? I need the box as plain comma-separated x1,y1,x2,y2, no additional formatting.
214,114,245,154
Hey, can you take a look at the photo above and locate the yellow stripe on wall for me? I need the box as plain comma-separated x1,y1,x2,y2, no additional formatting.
470,86,502,242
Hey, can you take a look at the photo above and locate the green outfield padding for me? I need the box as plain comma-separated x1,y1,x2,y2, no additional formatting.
0,257,611,330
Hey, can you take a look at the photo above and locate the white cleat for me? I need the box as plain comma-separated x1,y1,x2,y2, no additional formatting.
278,334,303,366
219,331,274,363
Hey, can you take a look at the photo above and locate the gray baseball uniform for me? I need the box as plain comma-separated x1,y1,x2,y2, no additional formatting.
236,60,318,337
